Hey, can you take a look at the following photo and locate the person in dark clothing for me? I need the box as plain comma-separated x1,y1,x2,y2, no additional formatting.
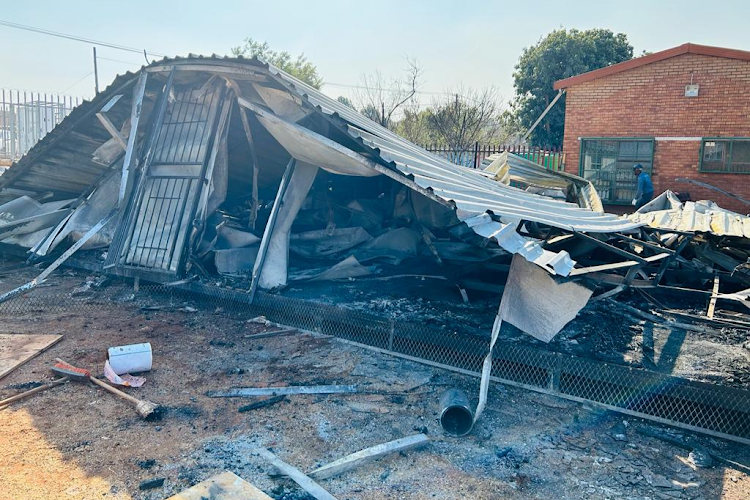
632,164,654,209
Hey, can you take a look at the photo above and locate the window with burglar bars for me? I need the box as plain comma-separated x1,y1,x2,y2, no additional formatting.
700,138,750,173
579,138,654,204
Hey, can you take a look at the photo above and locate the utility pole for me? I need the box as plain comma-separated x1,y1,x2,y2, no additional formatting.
93,47,99,94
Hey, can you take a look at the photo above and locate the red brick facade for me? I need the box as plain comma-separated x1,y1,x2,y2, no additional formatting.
559,49,750,213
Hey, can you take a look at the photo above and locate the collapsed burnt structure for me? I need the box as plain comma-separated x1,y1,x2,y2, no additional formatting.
0,56,749,443
0,56,643,319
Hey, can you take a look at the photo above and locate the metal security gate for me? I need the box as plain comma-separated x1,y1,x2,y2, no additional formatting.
106,78,226,279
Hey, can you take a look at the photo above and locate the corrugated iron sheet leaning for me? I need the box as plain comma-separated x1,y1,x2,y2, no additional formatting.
0,57,652,401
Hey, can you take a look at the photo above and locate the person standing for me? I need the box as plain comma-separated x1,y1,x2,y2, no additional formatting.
631,164,654,209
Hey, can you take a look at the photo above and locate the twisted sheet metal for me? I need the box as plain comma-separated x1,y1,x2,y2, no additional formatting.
1,55,646,276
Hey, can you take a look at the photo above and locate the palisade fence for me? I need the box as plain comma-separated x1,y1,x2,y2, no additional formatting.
0,89,80,162
425,143,564,171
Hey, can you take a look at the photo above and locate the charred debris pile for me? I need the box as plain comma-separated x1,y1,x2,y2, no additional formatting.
0,56,749,343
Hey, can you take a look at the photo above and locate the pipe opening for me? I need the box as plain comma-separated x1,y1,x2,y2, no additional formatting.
439,388,474,436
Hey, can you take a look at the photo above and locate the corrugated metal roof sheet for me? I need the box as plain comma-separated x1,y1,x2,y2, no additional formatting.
263,63,640,233
0,70,143,201
630,190,750,237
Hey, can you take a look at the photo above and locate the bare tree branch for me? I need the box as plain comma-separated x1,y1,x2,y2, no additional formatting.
353,57,423,129
428,87,504,164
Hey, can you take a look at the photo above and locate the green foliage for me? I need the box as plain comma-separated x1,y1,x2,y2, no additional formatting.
231,38,323,89
511,28,633,147
336,96,355,110
394,107,436,145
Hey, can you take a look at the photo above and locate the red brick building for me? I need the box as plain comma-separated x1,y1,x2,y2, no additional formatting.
554,43,750,212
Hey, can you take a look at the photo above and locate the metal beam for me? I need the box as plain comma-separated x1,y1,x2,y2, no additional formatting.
119,73,148,204
0,209,118,305
224,79,262,229
521,89,564,144
574,231,649,265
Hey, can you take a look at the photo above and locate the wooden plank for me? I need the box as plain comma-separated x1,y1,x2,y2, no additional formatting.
0,334,63,381
166,471,273,500
707,275,720,319
95,113,127,150
309,434,429,480
255,448,338,500
0,377,68,409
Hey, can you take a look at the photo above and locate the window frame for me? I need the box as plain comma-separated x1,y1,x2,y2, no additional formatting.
578,137,655,205
699,137,750,174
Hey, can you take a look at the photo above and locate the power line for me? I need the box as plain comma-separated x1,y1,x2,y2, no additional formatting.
322,81,450,97
0,18,492,102
97,56,143,67
0,19,166,57
61,72,94,93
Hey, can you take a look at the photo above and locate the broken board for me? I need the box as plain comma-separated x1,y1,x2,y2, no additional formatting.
500,254,593,342
0,334,63,381
166,471,273,500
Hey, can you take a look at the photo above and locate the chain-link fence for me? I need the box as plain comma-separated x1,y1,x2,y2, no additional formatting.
1,269,749,445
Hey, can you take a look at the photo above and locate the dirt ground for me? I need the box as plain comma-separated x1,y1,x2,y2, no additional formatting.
1,269,750,499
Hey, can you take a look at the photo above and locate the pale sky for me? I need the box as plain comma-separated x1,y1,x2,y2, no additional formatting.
1,0,749,108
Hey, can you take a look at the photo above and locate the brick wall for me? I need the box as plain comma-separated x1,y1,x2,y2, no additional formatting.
562,53,750,213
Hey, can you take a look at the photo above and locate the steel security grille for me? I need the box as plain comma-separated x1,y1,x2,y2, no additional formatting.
107,81,224,276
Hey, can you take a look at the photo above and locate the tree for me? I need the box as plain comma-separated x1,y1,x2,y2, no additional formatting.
394,103,436,145
510,29,633,147
352,58,421,129
336,96,355,110
427,87,504,163
231,38,323,89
